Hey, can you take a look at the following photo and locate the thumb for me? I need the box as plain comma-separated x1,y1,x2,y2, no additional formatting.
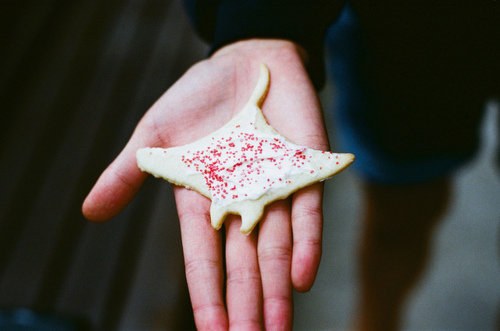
82,121,161,221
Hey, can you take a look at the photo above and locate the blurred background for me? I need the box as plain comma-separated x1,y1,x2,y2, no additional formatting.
0,0,498,330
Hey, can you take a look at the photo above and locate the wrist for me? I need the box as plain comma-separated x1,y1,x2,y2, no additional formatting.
210,38,327,90
211,38,308,71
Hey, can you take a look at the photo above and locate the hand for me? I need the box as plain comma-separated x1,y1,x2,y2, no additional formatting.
83,39,330,330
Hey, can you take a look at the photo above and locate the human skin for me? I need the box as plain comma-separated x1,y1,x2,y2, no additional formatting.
82,39,330,330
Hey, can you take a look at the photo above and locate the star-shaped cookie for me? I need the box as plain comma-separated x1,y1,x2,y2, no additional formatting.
137,64,354,234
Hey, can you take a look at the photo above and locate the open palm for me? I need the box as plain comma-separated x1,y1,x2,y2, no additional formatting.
83,39,331,330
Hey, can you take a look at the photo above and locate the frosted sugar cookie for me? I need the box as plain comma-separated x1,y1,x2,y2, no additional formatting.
137,64,354,234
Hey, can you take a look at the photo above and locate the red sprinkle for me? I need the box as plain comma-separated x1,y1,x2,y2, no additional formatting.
180,125,334,202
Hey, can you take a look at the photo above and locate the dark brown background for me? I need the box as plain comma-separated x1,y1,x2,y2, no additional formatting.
0,0,206,329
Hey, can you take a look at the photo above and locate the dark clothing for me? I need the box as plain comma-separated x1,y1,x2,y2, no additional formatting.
327,5,499,183
182,1,499,91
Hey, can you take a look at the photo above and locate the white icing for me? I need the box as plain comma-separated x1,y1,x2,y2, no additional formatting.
180,107,322,207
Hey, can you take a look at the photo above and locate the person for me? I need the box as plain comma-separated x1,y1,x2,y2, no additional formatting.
82,1,499,330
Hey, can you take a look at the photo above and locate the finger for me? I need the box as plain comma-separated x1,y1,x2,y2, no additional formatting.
82,145,145,221
257,200,293,330
225,216,263,329
175,187,228,330
291,183,324,292
82,118,161,221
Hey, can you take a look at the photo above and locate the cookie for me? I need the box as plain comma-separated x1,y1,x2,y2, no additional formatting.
137,64,354,234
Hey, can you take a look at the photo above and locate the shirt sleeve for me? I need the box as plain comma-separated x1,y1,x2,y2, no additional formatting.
182,0,345,89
